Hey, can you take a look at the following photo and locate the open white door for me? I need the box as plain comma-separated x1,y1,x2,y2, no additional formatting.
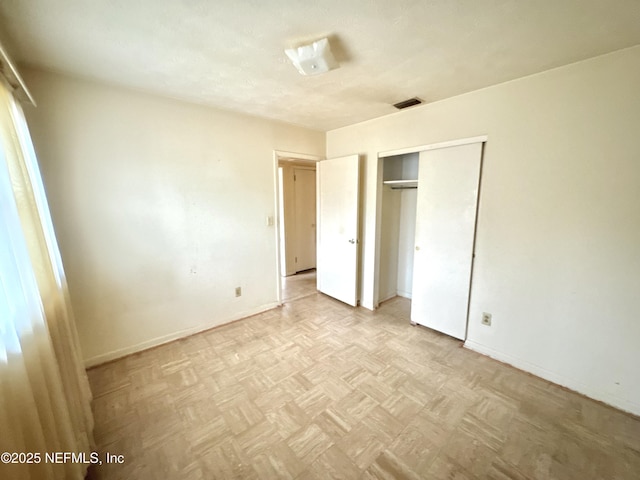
317,154,360,306
411,142,482,339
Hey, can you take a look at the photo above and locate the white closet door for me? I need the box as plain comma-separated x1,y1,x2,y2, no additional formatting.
411,142,482,339
317,154,360,306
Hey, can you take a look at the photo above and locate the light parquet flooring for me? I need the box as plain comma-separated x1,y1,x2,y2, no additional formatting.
281,269,317,302
86,295,640,479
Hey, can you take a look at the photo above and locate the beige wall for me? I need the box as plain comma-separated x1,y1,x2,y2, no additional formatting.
22,68,325,366
327,46,640,415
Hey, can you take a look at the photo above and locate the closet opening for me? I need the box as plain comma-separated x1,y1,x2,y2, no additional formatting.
379,152,419,304
376,137,486,341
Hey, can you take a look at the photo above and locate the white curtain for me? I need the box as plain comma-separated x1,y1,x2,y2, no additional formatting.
0,79,94,479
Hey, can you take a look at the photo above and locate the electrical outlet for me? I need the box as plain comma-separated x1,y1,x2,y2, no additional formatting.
235,287,242,297
481,312,492,326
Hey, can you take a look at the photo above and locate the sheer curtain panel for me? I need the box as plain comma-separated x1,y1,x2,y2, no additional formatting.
0,77,94,480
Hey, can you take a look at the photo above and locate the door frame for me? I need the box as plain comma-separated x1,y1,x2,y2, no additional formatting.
378,135,488,159
273,150,323,305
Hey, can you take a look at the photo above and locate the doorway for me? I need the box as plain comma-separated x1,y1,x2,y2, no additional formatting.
281,269,316,302
274,151,321,303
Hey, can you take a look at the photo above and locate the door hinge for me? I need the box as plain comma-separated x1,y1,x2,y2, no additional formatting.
295,256,297,263
294,174,296,181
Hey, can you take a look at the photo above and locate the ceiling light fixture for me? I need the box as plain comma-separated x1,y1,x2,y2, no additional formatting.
285,38,338,76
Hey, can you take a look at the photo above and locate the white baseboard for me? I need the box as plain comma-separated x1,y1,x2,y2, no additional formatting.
376,291,412,307
84,302,280,368
377,292,397,304
464,340,640,417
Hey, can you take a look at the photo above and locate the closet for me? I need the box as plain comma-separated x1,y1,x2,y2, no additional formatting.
379,152,419,302
378,140,484,340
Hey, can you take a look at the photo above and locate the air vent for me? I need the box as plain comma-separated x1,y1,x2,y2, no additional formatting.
393,97,422,110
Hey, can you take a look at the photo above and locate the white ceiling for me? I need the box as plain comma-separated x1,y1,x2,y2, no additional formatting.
1,1,639,131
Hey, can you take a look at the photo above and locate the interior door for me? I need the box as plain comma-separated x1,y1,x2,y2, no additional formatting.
294,168,316,271
411,142,483,339
317,154,360,306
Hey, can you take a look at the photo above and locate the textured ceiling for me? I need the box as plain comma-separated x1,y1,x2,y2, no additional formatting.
1,1,640,131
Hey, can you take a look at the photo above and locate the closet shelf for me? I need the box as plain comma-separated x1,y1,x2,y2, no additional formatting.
383,179,418,189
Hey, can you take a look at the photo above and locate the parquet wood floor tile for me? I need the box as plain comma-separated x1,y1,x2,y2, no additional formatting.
281,270,317,303
86,294,640,479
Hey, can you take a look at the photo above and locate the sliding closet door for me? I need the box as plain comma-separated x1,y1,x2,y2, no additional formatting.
411,142,482,340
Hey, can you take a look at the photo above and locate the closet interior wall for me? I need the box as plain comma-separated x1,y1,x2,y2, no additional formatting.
378,153,419,303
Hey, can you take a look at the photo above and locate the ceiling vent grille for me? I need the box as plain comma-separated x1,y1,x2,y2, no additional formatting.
393,97,422,110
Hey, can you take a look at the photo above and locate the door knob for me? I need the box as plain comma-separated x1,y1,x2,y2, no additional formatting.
349,239,356,244
415,246,420,251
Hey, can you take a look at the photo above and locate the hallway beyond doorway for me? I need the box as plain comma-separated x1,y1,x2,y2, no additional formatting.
282,269,316,302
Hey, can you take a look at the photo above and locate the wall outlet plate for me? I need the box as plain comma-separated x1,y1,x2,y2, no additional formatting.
482,312,492,326
235,287,242,297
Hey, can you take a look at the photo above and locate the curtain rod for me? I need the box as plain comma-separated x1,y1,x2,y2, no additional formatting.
0,41,36,107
